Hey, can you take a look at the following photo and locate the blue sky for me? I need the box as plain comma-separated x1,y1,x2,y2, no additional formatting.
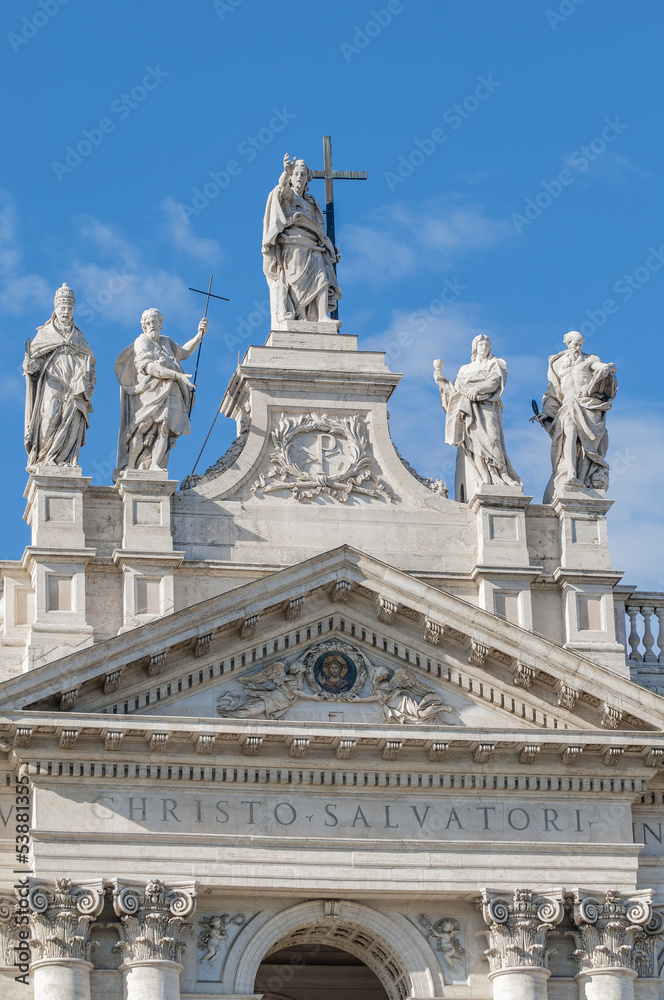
1,0,662,587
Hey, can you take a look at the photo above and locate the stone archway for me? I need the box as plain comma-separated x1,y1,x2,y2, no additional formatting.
256,941,389,1000
232,899,443,999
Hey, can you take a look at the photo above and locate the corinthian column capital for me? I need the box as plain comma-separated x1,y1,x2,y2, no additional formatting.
480,888,565,972
27,879,104,963
569,889,653,973
113,879,196,965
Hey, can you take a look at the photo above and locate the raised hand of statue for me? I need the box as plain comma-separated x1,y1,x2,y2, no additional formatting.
197,318,208,339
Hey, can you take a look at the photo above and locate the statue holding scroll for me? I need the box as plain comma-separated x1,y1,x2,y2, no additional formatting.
433,335,521,502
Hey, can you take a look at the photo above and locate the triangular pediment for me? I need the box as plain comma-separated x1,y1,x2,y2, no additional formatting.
1,546,663,738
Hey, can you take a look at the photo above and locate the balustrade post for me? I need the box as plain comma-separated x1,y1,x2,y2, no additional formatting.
640,607,656,663
625,606,642,662
654,606,664,664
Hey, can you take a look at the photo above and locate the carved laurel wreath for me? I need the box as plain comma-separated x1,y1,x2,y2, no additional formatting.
302,638,369,701
251,412,394,503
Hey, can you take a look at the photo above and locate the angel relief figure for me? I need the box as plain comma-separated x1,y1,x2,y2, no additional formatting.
198,914,245,965
418,916,465,970
369,665,455,725
216,660,321,720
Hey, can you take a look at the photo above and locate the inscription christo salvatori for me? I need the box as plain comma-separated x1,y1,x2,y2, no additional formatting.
41,789,633,843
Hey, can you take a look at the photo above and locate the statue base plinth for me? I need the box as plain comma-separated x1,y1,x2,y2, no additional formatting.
270,319,342,334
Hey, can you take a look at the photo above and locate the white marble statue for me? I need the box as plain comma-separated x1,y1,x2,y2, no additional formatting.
369,665,454,725
23,283,95,472
216,660,321,721
114,308,208,477
262,154,341,324
532,330,618,501
433,335,521,502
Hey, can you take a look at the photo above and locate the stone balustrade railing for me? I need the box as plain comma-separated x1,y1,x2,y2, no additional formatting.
622,593,664,665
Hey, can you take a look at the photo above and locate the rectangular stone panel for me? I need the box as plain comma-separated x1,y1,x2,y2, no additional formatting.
47,575,73,612
494,591,520,624
135,577,161,616
572,518,599,544
15,588,34,626
133,500,162,526
489,515,518,540
45,496,75,522
577,595,603,631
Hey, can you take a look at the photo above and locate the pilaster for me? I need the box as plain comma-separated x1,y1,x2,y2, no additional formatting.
113,879,196,1000
480,888,564,999
113,470,184,633
469,486,539,630
27,879,104,1000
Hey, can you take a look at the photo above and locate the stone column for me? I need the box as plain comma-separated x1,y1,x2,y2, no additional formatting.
27,879,104,1000
570,890,653,1000
480,888,564,1000
113,879,196,1000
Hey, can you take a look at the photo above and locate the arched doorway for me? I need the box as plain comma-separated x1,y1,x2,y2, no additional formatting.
255,942,389,1000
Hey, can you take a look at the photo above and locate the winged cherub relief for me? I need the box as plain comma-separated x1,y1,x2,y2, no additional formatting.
369,665,455,725
216,659,321,720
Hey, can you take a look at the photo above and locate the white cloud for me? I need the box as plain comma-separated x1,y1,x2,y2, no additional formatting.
160,196,224,264
340,198,508,284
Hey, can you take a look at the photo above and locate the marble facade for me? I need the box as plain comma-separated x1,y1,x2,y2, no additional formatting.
0,315,663,1000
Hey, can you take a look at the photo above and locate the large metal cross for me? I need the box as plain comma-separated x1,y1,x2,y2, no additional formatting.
187,274,229,416
310,135,367,320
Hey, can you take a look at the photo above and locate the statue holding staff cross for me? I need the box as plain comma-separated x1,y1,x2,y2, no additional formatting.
262,136,366,325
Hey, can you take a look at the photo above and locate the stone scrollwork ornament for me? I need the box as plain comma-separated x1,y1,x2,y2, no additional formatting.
113,879,195,964
480,888,564,972
251,412,394,503
27,879,104,962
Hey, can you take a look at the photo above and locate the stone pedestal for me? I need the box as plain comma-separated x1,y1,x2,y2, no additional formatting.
469,486,538,630
22,467,95,668
113,470,184,632
489,966,550,1000
576,967,637,1000
32,957,94,1000
121,958,183,1000
551,490,626,672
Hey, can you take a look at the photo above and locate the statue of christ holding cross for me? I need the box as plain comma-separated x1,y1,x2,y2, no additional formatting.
262,155,341,325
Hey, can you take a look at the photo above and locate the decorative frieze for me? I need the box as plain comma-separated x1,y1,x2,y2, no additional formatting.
28,879,104,962
645,748,664,768
193,633,213,659
103,668,123,695
557,683,579,711
423,618,444,645
601,704,623,730
480,888,564,972
285,597,304,621
513,661,534,691
468,639,489,667
603,747,624,767
113,880,195,964
14,727,32,748
569,890,652,973
377,596,397,624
